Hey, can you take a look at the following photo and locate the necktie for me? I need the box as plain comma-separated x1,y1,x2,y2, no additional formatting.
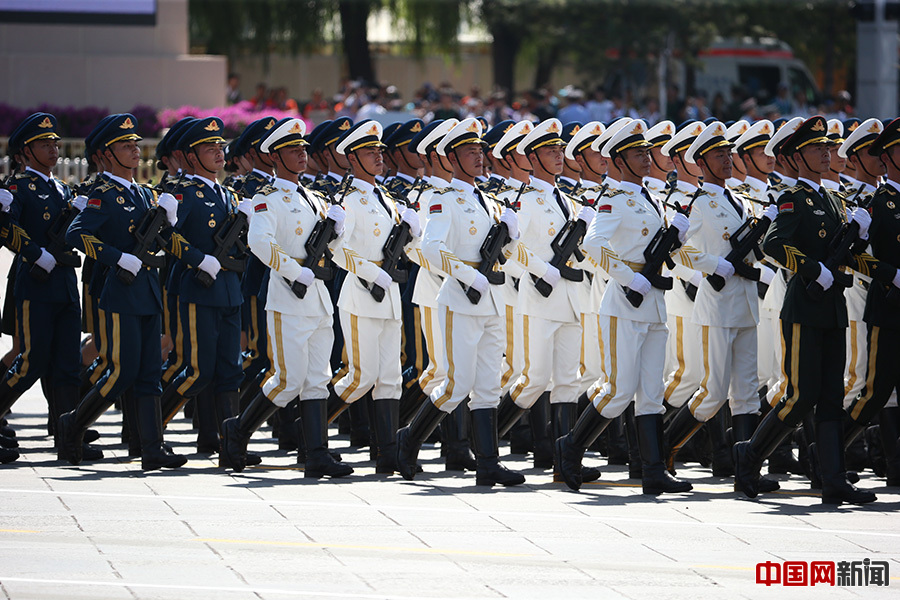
642,188,661,216
375,187,392,216
214,183,226,210
724,189,744,218
553,188,570,219
474,189,490,215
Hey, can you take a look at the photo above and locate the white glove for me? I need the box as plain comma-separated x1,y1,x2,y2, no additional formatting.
576,205,597,227
157,192,179,226
198,254,221,280
400,206,421,237
116,252,141,276
237,198,254,218
0,189,12,210
892,268,900,290
326,204,346,236
849,207,871,240
36,248,57,273
759,265,776,286
670,212,690,243
714,257,735,278
72,195,88,212
816,262,834,291
296,266,315,287
500,208,519,239
541,264,561,288
373,268,393,291
628,272,652,296
688,270,703,289
470,272,489,294
762,204,778,221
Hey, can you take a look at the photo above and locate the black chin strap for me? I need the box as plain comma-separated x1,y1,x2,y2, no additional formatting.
884,152,900,176
395,147,418,175
743,151,767,180
275,150,300,176
783,154,799,175
107,146,133,172
451,148,479,181
192,149,218,178
531,150,558,182
26,144,55,172
616,152,642,181
350,150,379,179
578,152,604,180
796,151,821,179
854,153,880,182
698,156,727,185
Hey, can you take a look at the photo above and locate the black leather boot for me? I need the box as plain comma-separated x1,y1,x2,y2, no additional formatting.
530,392,553,469
471,408,525,487
349,391,372,448
0,446,18,463
733,409,796,498
396,400,446,480
497,391,527,438
878,407,900,487
623,404,642,479
301,399,353,478
605,415,629,465
0,381,22,421
708,406,734,477
216,390,260,465
137,396,187,471
730,413,779,493
444,404,477,471
551,402,600,483
372,398,399,474
121,390,142,457
818,419,876,505
555,396,612,491
636,414,692,495
220,391,278,472
399,379,428,426
278,400,301,451
51,385,80,450
326,388,351,424
663,403,704,475
160,383,188,425
58,386,113,465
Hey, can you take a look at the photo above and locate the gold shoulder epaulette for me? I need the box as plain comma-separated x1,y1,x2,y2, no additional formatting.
732,182,751,194
258,183,277,196
434,187,462,195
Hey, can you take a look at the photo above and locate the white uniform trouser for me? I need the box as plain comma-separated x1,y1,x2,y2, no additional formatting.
429,306,504,414
333,308,402,402
417,304,446,396
586,316,667,418
686,325,759,422
509,315,582,407
662,314,703,408
262,310,333,407
499,304,519,395
844,318,868,409
579,311,605,396
757,312,778,390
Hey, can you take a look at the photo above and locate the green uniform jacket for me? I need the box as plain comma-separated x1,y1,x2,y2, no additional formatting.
863,182,900,330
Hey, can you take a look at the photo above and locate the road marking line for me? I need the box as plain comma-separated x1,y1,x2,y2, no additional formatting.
195,537,531,557
0,529,39,533
0,576,479,600
1,488,897,539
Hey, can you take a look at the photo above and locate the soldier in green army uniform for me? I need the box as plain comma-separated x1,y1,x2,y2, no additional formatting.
736,116,895,505
843,117,900,487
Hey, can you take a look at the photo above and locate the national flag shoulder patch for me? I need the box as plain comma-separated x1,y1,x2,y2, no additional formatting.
87,197,102,208
597,204,612,213
8,185,16,193
254,203,267,213
779,202,794,213
429,203,442,214
174,194,183,201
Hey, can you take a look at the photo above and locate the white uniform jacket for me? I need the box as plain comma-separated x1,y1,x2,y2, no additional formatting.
248,177,337,317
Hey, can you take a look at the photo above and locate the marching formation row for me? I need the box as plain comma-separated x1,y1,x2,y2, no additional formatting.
0,107,897,507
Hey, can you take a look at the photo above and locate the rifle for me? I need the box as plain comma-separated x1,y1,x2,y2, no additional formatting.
29,204,81,282
370,188,416,302
195,191,249,288
285,172,353,299
532,187,589,298
462,182,525,304
805,191,870,300
623,188,702,308
706,203,772,292
117,206,170,284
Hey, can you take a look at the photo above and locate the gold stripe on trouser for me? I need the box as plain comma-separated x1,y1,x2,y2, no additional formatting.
850,326,880,421
433,308,455,409
664,316,685,400
510,315,531,398
499,306,515,389
89,308,109,386
592,316,618,412
769,319,789,407
99,313,122,397
331,346,350,384
400,308,408,367
688,326,712,413
6,301,30,387
579,314,586,377
267,312,288,399
176,304,201,396
413,306,424,372
259,314,278,391
162,303,183,383
419,306,438,389
777,323,803,421
844,320,859,397
338,314,363,402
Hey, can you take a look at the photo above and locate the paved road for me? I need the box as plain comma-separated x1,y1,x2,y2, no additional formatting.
0,385,897,600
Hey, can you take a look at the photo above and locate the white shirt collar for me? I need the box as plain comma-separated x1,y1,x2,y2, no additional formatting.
396,172,416,184
618,180,644,196
798,177,821,190
274,176,299,191
25,166,51,183
193,174,220,191
558,176,579,187
353,178,376,195
428,175,450,187
451,178,477,197
702,182,726,196
106,173,134,190
745,176,768,190
529,177,555,194
252,168,274,182
821,179,841,191
887,179,900,194
676,180,698,194
507,177,526,189
644,176,667,190
780,175,798,187
327,171,343,182
604,177,620,189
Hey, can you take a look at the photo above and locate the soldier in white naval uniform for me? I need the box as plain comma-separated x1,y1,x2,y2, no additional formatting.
326,120,424,474
555,120,694,495
396,118,525,487
221,118,354,478
497,119,596,471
